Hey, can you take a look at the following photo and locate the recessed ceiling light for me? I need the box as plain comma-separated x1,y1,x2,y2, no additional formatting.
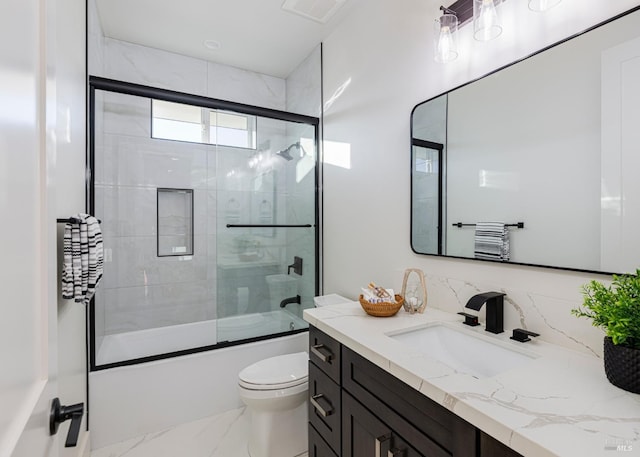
203,39,221,50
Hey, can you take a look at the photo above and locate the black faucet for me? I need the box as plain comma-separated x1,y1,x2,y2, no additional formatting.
280,295,301,308
464,292,506,334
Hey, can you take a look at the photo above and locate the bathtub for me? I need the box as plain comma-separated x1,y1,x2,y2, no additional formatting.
90,312,309,450
96,309,307,366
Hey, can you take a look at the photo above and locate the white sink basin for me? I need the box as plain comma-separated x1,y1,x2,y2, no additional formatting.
387,323,537,378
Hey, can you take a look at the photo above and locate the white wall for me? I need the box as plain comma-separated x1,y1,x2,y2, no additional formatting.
100,38,286,110
56,0,90,454
322,0,640,358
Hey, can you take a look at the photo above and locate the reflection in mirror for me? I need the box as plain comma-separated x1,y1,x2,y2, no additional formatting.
411,7,640,274
411,95,447,256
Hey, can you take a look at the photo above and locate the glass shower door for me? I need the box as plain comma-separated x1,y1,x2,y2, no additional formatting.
215,117,317,344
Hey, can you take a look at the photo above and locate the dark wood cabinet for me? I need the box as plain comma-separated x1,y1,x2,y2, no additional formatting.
309,423,339,457
343,390,444,457
309,361,342,452
480,431,525,457
342,346,474,457
308,326,523,457
309,325,341,382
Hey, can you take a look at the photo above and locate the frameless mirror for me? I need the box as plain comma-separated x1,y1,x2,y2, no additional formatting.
411,7,640,274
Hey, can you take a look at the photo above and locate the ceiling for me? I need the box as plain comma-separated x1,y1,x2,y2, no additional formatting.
95,0,362,79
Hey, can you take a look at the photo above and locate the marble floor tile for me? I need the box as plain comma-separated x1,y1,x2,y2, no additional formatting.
91,407,309,457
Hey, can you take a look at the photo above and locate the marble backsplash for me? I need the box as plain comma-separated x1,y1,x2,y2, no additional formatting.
419,273,606,358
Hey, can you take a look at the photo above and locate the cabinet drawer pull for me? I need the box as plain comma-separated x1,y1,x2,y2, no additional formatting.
375,433,391,457
310,394,334,417
311,344,334,362
388,448,406,457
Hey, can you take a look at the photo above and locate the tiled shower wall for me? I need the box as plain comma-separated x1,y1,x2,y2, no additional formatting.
94,90,215,336
90,32,320,338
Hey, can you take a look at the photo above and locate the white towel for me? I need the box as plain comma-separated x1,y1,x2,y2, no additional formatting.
62,214,104,304
474,222,510,261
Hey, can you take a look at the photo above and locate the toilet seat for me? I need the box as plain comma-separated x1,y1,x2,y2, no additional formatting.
239,352,308,391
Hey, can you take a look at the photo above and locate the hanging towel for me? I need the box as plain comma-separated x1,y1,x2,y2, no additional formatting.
62,214,104,304
474,222,510,262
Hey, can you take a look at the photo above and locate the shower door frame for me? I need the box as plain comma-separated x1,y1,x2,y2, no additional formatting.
87,76,320,371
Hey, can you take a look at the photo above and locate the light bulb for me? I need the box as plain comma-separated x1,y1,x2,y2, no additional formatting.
437,26,455,61
434,14,458,63
473,0,502,41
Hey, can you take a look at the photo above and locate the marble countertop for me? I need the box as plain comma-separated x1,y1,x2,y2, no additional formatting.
303,302,640,457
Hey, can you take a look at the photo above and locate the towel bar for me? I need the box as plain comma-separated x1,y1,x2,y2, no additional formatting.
452,222,524,228
57,217,102,224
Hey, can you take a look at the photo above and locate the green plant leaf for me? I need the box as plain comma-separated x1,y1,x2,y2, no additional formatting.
571,269,640,349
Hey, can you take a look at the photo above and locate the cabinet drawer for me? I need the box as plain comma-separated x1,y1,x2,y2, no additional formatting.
309,423,339,457
309,326,341,383
342,346,476,457
309,361,342,453
342,390,448,457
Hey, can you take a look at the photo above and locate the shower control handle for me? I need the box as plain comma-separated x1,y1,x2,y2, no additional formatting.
311,344,333,362
310,393,334,417
287,256,303,276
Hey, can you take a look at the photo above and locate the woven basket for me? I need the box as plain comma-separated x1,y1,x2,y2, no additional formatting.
359,295,404,317
604,337,640,394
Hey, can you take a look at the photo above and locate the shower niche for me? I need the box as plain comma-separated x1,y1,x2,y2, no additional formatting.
157,188,194,257
89,78,319,369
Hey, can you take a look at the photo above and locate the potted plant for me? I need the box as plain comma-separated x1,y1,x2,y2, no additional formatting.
571,269,640,394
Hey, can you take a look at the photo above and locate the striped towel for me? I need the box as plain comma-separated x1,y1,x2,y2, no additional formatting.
62,214,104,304
474,222,510,262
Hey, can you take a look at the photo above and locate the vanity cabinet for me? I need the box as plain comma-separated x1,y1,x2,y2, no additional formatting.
308,325,524,457
342,346,474,457
309,326,342,456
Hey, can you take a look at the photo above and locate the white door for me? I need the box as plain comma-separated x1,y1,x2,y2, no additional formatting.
601,35,640,273
1,0,60,455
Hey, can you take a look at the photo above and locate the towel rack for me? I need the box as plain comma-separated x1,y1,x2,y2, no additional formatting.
226,224,313,228
452,222,524,228
57,217,102,224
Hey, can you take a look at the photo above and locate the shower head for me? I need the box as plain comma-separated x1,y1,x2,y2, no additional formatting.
275,142,299,161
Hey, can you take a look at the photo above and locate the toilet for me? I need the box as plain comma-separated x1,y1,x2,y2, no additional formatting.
238,352,309,457
238,294,351,457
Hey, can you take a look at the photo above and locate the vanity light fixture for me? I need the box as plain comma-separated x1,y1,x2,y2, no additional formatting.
434,7,459,62
473,0,502,41
528,0,561,12
433,0,503,62
434,0,561,62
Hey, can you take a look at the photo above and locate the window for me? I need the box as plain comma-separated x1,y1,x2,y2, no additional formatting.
152,100,256,149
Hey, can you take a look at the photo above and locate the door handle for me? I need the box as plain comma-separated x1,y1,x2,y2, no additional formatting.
375,433,391,457
310,393,334,417
310,344,333,362
50,398,84,447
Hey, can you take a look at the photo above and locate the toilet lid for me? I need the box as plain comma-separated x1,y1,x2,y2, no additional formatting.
239,352,308,390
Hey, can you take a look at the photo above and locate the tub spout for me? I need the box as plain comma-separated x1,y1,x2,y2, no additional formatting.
280,295,301,308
